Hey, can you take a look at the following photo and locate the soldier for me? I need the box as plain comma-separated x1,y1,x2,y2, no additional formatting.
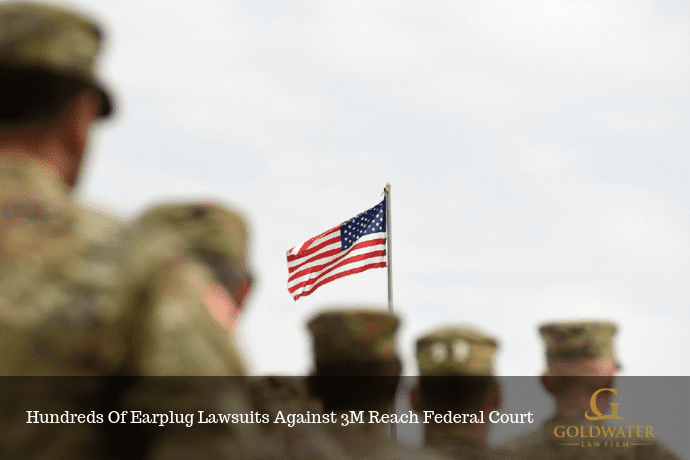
0,2,266,457
0,3,128,458
500,321,683,460
0,0,119,376
306,308,452,460
412,326,512,459
111,202,273,459
116,202,253,376
121,203,368,460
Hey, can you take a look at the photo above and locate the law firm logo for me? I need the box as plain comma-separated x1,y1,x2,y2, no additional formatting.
553,387,655,449
585,388,624,421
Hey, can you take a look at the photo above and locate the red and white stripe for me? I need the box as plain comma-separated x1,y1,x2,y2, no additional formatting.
286,224,387,300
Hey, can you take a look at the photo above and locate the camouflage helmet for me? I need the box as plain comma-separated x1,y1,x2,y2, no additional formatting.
416,326,498,376
540,320,619,375
135,202,249,269
0,2,112,116
307,308,399,365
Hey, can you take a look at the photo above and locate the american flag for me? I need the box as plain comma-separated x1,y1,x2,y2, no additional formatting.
286,198,387,301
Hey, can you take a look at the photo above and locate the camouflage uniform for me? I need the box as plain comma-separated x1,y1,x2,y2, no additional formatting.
113,202,276,460
0,4,123,458
0,4,262,457
500,321,684,460
415,327,510,460
0,1,120,376
117,204,355,460
116,202,250,376
307,308,452,460
0,159,124,459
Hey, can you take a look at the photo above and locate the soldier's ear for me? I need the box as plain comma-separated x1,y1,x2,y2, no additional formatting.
232,276,253,308
66,89,100,147
410,385,422,412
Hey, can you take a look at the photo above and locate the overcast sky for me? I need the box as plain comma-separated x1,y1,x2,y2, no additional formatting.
59,0,690,376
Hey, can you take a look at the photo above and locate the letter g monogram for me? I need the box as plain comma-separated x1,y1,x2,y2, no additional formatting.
585,388,624,420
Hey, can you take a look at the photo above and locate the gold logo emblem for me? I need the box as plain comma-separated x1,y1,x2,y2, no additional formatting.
585,388,624,420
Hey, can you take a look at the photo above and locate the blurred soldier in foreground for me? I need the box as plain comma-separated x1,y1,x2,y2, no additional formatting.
117,202,253,376
306,308,452,460
117,204,355,460
500,321,683,460
412,327,512,459
112,202,274,459
0,3,125,458
0,2,267,458
0,1,118,375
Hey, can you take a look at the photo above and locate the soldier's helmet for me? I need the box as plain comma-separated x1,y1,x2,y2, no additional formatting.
130,202,251,296
307,308,399,368
416,326,499,376
0,2,112,117
136,202,248,266
539,320,619,376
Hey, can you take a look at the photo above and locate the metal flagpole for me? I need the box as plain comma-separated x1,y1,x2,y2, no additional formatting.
383,183,398,441
385,183,393,313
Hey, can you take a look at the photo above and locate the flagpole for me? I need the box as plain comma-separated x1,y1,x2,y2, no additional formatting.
385,183,393,313
383,185,399,441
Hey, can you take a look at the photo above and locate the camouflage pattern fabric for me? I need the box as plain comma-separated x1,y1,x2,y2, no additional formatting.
115,203,248,376
540,322,617,360
0,1,112,116
0,158,125,459
0,158,80,375
133,202,249,269
115,204,379,460
110,203,272,459
307,308,399,365
415,326,507,459
540,321,619,375
129,202,251,331
0,158,125,375
416,326,498,376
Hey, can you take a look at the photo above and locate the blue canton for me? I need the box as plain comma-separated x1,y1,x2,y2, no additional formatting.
340,197,386,251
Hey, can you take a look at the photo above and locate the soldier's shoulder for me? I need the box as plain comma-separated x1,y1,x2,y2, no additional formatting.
72,203,127,283
74,203,126,245
117,221,245,376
